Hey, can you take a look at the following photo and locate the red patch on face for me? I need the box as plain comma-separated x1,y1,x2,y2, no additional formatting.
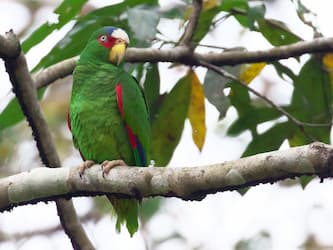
97,34,117,49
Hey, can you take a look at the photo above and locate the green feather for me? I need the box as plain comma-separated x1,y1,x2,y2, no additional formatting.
69,27,150,236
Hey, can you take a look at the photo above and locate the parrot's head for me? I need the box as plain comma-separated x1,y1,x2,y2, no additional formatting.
80,26,130,65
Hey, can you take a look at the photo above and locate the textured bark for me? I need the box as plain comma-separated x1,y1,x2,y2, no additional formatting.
1,142,332,212
0,31,94,250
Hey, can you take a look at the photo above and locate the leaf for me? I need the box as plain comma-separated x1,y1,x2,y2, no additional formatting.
34,0,158,70
203,69,231,118
22,0,88,53
246,5,265,30
188,70,206,151
322,53,333,69
272,62,297,82
289,57,332,145
143,63,160,121
220,0,251,27
299,176,313,189
127,6,159,45
322,53,333,86
0,89,45,130
203,0,219,10
239,63,266,84
242,122,295,157
192,7,221,43
220,0,248,11
150,73,192,166
257,18,301,46
227,106,282,136
139,197,162,223
0,97,24,129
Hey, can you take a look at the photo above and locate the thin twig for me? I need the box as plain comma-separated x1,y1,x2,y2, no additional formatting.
180,0,203,48
198,60,333,131
0,31,95,250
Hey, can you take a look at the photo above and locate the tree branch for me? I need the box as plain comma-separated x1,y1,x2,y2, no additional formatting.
127,36,333,64
180,0,202,48
1,142,332,211
32,36,333,90
198,60,332,133
0,31,94,250
34,57,77,89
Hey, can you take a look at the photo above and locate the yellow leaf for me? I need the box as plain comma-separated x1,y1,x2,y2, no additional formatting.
239,62,266,84
188,69,206,151
203,0,218,10
323,53,333,70
184,0,218,20
322,54,333,87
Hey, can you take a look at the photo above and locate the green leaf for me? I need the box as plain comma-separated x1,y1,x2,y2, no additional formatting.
22,0,88,53
227,106,282,136
242,122,295,157
299,176,313,189
246,5,265,30
143,63,160,121
192,7,221,43
34,0,158,70
221,0,248,23
0,89,45,130
151,73,192,166
220,0,248,11
127,6,160,45
139,197,162,223
289,57,332,145
271,62,297,82
203,69,230,118
257,18,301,46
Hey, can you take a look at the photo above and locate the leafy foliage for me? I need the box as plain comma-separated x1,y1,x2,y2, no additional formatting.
150,72,192,166
1,0,332,191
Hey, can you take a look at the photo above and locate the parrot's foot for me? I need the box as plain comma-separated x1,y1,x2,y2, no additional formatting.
101,160,127,177
79,160,95,178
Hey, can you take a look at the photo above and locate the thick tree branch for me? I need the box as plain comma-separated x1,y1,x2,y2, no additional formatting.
34,57,77,89
1,142,332,212
0,31,94,250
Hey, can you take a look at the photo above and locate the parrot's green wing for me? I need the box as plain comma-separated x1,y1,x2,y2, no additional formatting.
116,72,150,167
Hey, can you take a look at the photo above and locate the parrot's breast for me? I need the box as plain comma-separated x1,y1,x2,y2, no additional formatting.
69,63,134,164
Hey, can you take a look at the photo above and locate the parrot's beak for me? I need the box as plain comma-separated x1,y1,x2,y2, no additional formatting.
109,40,127,65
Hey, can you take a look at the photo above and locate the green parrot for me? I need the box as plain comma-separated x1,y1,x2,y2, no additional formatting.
68,26,150,236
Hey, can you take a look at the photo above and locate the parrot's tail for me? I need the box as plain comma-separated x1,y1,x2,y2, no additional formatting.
107,195,139,237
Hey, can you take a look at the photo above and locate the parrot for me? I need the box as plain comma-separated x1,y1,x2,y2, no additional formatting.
68,26,150,236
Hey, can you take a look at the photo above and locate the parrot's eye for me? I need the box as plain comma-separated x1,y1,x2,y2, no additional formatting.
99,35,108,42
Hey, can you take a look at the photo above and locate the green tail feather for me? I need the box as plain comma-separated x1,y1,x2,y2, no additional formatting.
107,195,139,236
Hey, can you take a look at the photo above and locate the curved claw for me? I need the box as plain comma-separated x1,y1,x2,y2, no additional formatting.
101,160,127,178
79,160,95,178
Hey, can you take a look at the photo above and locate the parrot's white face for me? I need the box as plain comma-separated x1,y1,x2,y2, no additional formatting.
111,28,130,45
97,28,130,65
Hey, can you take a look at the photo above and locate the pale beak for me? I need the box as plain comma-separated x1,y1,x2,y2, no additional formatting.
109,40,127,65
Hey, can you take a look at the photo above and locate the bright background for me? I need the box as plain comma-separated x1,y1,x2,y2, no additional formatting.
1,0,333,249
